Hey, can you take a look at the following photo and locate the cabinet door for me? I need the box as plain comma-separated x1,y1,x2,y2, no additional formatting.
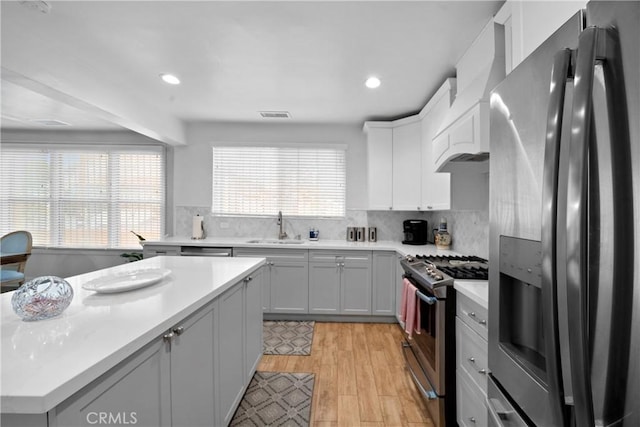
395,255,405,323
366,126,393,210
372,252,396,315
309,259,341,313
245,268,263,378
340,253,372,315
54,339,171,427
270,261,309,313
218,282,246,425
170,304,216,427
392,121,422,210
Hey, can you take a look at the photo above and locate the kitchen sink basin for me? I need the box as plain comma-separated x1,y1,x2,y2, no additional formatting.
245,239,305,244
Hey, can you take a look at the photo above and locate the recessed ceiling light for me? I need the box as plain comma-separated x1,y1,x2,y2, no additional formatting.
160,73,180,85
365,76,381,89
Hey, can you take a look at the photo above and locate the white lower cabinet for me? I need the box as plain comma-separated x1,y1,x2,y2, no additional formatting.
218,268,264,426
51,270,262,427
456,291,489,427
218,281,246,425
371,251,396,315
309,250,372,315
235,248,309,313
54,337,172,427
395,254,405,323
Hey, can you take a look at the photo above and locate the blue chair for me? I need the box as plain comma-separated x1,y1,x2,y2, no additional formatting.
1,231,33,292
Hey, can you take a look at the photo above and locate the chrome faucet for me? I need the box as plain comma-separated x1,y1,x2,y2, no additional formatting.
277,211,288,240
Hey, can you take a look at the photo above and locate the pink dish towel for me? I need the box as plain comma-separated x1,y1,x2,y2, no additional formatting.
405,282,421,338
400,278,411,324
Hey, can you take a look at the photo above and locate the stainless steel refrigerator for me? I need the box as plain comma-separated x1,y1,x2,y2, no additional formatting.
488,1,639,426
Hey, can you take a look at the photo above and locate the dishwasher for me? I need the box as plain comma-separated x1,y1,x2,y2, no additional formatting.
180,246,233,257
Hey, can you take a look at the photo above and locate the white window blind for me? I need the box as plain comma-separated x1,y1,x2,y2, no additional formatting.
212,145,346,217
0,145,165,249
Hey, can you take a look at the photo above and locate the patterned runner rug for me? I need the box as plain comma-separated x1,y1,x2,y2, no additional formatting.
230,371,315,427
263,320,315,355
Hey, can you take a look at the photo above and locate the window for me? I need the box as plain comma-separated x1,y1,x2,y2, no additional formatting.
212,144,346,217
0,145,165,249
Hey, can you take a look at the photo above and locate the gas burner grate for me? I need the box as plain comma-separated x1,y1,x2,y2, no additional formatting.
411,254,489,280
438,265,489,280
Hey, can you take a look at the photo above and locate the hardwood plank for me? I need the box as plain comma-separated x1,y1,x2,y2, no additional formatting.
337,350,358,396
338,395,361,426
337,321,354,351
355,361,384,422
379,395,404,427
352,323,372,366
370,350,396,396
314,363,338,422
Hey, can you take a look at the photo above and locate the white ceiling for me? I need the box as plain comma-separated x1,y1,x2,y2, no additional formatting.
1,0,504,145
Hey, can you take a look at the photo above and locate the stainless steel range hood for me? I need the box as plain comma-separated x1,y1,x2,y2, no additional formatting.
433,20,505,173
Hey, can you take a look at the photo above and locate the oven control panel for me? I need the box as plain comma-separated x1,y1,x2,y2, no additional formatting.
400,255,454,289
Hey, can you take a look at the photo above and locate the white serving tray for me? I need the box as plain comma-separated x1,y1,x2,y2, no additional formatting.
82,268,171,293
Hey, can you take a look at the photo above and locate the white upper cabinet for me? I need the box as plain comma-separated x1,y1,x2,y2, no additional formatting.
392,118,422,211
365,125,393,210
495,0,587,74
364,79,455,211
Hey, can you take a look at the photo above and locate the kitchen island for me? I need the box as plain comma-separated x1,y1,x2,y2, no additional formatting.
1,255,265,427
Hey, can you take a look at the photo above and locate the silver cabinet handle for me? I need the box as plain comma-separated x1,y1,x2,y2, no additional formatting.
468,357,476,363
469,417,476,423
467,311,487,326
172,326,184,336
163,332,175,341
479,369,487,375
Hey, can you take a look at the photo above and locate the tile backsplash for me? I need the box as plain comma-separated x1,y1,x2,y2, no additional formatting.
174,207,489,259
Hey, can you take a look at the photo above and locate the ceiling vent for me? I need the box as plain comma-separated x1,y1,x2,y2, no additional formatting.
30,119,70,126
259,111,292,119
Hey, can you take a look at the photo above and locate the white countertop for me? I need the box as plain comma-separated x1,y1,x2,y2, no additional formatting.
144,236,461,257
454,280,489,309
147,236,490,308
1,256,265,414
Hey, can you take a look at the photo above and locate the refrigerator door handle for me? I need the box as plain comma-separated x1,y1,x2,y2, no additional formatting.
541,47,572,427
566,25,600,427
566,24,635,427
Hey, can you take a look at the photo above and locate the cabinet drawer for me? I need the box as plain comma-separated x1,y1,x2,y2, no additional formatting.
456,317,489,393
457,291,488,340
457,369,488,427
309,250,370,264
234,248,309,262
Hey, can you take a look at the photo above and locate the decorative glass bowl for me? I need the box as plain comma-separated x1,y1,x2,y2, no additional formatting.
11,276,74,321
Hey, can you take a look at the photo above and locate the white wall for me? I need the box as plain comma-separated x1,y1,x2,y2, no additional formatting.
174,121,368,209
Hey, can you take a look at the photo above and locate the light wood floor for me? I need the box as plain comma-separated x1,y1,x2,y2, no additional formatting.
257,322,435,427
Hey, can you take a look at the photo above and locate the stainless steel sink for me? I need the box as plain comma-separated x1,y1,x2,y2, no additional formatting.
245,239,305,245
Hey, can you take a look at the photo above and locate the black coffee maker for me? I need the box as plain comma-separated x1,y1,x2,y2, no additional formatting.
402,219,428,245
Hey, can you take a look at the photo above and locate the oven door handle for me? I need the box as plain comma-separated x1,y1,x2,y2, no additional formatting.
401,342,438,400
416,289,438,305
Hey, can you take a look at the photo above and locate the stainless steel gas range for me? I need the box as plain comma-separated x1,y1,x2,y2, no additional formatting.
399,254,488,427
